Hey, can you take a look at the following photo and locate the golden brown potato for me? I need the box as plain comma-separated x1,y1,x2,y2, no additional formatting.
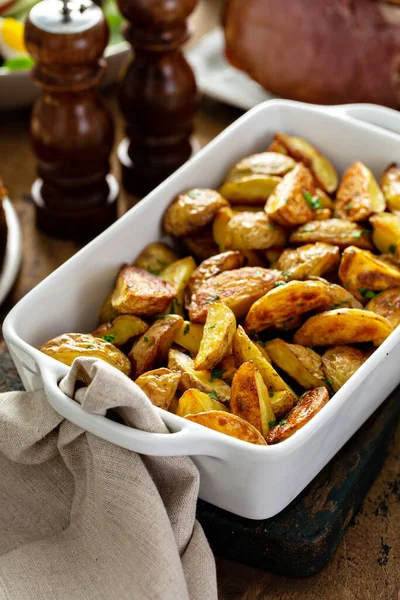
92,314,148,347
230,362,276,437
217,355,237,384
316,281,363,311
370,213,400,255
293,308,394,346
269,390,295,420
168,348,231,403
185,250,245,305
160,256,196,316
265,247,284,267
322,346,369,393
267,139,288,154
129,315,183,378
232,326,296,401
381,163,400,215
265,163,315,226
173,321,204,354
289,219,374,250
226,152,296,179
134,242,179,275
277,243,340,280
365,287,400,329
212,207,234,252
315,188,334,210
163,188,228,237
194,302,236,371
244,280,332,332
185,411,267,445
266,387,329,444
219,174,281,205
266,339,326,390
98,292,119,325
335,161,385,221
182,226,220,261
111,265,176,317
313,208,332,220
339,246,400,301
274,133,339,193
40,333,131,376
189,267,284,323
176,388,229,417
225,211,287,250
134,368,181,410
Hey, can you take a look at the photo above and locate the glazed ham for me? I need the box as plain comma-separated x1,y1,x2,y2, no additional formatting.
224,0,400,107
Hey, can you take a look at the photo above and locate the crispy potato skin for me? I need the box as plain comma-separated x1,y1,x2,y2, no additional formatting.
266,387,329,444
277,242,340,280
185,411,267,445
218,355,237,384
134,368,181,410
316,282,363,311
339,246,400,301
173,321,204,354
194,302,236,371
111,265,176,317
267,139,288,154
335,161,385,221
189,267,284,323
212,207,234,252
40,333,131,376
99,292,119,325
219,174,281,205
92,314,148,347
366,287,400,328
370,213,400,254
227,152,296,178
265,163,315,226
226,211,287,250
381,163,400,215
244,280,331,332
129,315,183,378
267,339,325,389
293,308,394,346
176,388,229,417
163,188,228,237
322,346,368,393
160,256,196,316
289,219,374,250
134,242,179,275
183,226,219,261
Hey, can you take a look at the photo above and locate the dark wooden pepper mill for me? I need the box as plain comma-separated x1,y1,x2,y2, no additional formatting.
25,0,119,240
117,0,198,197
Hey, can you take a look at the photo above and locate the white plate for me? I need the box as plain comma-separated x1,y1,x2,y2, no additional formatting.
0,41,131,111
186,28,275,111
0,198,22,305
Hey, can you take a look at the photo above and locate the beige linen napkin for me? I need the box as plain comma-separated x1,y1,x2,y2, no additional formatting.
0,358,217,600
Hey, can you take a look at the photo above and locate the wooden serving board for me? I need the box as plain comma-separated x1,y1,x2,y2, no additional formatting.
1,352,399,577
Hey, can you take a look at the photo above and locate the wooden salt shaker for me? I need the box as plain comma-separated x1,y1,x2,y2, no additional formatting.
25,0,119,240
117,0,198,197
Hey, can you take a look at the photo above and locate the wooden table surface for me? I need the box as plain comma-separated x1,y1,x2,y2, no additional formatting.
0,1,399,598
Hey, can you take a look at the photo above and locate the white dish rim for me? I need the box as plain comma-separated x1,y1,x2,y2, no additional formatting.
0,198,22,306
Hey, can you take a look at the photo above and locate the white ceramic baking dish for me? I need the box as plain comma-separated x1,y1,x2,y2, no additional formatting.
4,100,400,520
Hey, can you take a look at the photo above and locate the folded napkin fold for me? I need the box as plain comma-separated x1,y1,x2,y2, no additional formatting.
0,358,217,600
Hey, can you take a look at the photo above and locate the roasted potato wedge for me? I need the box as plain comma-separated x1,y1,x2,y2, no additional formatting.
40,333,131,376
134,242,179,275
315,188,333,210
92,314,148,347
274,133,339,193
129,315,183,378
265,163,316,226
381,163,400,215
219,174,281,205
293,308,394,346
168,348,231,404
163,188,228,237
289,219,374,250
335,161,385,221
185,250,245,305
266,339,326,390
230,362,276,438
266,387,329,444
232,326,296,401
217,355,237,384
189,267,284,323
244,280,332,332
135,368,181,410
174,321,204,354
277,243,340,281
98,291,119,324
226,152,296,179
370,213,400,255
339,246,400,301
183,226,219,261
212,206,234,252
194,303,236,371
225,211,287,250
265,247,283,268
267,139,288,154
160,256,196,316
269,390,296,420
322,346,369,393
111,265,176,317
176,388,229,417
185,411,267,445
365,287,400,329
316,281,363,311
313,208,332,220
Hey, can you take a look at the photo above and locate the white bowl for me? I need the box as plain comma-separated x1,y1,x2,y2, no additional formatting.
4,99,400,520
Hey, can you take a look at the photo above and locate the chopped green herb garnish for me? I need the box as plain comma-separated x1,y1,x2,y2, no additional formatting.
274,281,287,288
268,390,275,398
183,324,190,336
278,419,288,425
303,192,322,210
332,299,352,309
206,295,221,303
143,336,149,343
351,229,370,239
210,368,226,383
187,190,201,199
359,288,379,299
281,271,292,278
156,314,169,319
147,266,161,275
102,334,116,344
308,346,313,350
297,302,305,307
157,259,169,267
389,244,396,253
267,222,276,231
304,225,315,232
255,270,264,275
387,301,394,308
323,378,333,387
208,324,216,330
268,420,277,428
86,345,96,350
345,203,352,211
208,389,218,400
282,322,290,331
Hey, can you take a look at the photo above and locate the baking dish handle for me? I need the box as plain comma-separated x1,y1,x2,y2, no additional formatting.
40,363,226,458
326,103,400,136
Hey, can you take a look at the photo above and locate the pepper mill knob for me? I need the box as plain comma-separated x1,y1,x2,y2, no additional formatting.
25,0,119,240
117,0,198,197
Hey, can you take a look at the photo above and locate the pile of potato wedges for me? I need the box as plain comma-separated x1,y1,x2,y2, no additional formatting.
40,133,400,446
